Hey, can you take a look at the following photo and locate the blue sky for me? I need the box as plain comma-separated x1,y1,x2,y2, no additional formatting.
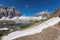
0,0,60,16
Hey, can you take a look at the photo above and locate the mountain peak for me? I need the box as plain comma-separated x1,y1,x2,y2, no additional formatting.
0,5,22,18
34,10,51,17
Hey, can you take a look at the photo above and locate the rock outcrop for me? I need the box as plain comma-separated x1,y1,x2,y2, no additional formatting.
0,5,22,18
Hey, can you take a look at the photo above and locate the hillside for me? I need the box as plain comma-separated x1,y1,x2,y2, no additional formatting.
47,8,60,19
14,8,60,40
1,16,60,40
1,7,60,40
15,22,60,40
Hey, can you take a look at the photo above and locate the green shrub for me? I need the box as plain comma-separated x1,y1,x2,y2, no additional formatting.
20,23,33,28
0,31,4,36
34,20,39,23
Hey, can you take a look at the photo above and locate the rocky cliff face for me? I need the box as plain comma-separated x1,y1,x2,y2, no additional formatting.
0,5,22,18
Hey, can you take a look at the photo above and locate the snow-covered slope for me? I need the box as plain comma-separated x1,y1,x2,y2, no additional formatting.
0,28,8,30
0,17,10,20
0,17,7,20
0,16,43,22
2,17,60,40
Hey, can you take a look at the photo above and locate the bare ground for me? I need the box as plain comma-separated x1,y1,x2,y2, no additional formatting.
15,22,60,40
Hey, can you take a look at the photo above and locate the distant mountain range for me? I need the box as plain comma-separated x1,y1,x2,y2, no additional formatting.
34,11,52,17
0,5,52,19
0,5,60,24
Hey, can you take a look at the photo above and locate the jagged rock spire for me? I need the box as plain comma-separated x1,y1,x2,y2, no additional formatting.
0,5,22,18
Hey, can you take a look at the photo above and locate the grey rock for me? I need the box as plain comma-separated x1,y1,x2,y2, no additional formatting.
0,5,22,18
